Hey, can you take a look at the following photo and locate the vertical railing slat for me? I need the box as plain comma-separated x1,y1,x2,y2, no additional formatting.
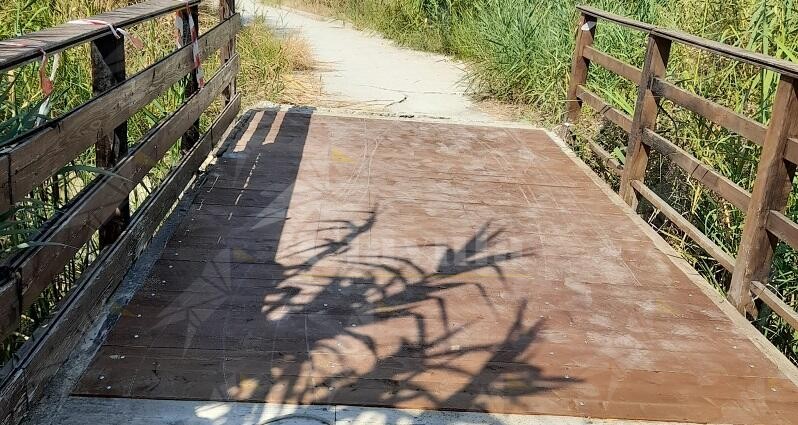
729,76,798,315
179,4,201,154
220,0,237,106
619,34,672,208
564,12,597,131
91,33,130,248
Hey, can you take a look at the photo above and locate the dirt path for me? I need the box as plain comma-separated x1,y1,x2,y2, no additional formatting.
239,0,494,121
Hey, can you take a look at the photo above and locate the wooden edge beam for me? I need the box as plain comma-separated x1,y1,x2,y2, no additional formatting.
0,54,240,340
651,78,767,146
631,180,736,271
587,140,623,175
0,15,241,213
643,129,751,211
767,210,798,251
575,5,654,32
575,86,633,132
583,46,642,84
652,28,798,80
0,0,201,72
751,281,798,330
785,137,798,165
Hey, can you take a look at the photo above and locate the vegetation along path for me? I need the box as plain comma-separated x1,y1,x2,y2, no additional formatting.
240,0,493,120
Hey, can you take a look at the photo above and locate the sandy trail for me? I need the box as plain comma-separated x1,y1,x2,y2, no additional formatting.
239,0,493,120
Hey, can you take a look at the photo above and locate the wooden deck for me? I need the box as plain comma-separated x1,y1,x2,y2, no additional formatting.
73,110,798,424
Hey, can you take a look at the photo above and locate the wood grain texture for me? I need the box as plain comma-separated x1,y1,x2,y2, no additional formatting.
651,78,767,145
0,15,240,211
751,281,798,331
0,55,239,340
575,6,654,32
575,86,633,132
642,129,751,211
0,0,200,72
619,34,671,207
582,46,642,84
565,12,596,125
72,111,798,424
729,77,798,315
767,210,798,251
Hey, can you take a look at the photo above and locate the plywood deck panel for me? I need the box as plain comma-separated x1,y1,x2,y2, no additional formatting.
74,111,798,424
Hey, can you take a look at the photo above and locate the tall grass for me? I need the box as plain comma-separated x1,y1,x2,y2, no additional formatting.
274,0,798,363
0,0,305,364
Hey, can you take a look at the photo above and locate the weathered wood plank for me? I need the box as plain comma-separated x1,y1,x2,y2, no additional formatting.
0,0,200,72
631,180,735,271
575,85,633,132
178,5,201,154
575,6,654,32
582,46,642,84
651,78,767,146
1,15,241,212
0,55,239,340
643,129,751,211
0,156,9,214
18,93,241,420
751,281,798,331
219,0,237,105
653,28,798,81
730,77,798,316
565,11,597,126
91,33,130,248
785,137,798,165
619,34,671,208
586,140,622,175
767,210,798,251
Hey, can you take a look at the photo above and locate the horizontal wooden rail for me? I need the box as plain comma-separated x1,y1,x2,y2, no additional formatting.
751,281,798,330
583,46,642,83
650,78,768,145
631,180,736,271
652,28,798,81
767,210,798,251
0,15,242,213
587,140,622,175
575,86,633,132
575,6,654,32
0,54,240,340
642,129,752,211
0,0,200,72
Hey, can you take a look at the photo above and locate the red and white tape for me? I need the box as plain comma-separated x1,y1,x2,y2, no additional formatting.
0,41,53,96
174,5,205,88
67,19,144,49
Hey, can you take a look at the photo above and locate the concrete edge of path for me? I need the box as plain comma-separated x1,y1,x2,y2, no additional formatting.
48,397,698,425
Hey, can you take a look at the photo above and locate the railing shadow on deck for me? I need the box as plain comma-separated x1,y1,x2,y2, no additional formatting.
144,107,576,423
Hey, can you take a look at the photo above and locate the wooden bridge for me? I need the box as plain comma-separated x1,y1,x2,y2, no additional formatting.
0,1,797,424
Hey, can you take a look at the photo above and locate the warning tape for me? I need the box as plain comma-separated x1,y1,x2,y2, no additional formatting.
174,4,205,88
0,41,53,96
67,19,144,49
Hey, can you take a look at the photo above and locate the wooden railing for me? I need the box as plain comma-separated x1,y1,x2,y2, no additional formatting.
566,6,798,330
0,0,240,421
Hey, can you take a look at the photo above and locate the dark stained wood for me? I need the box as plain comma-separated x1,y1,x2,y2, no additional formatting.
575,85,633,132
0,156,9,213
575,5,654,33
565,11,596,126
74,112,798,424
582,46,642,84
751,281,798,331
642,129,751,211
0,55,239,340
786,137,798,165
619,34,671,208
219,0,237,105
651,77,768,145
0,0,200,72
729,77,798,316
631,180,735,271
653,28,798,80
91,33,130,248
0,15,240,211
16,94,240,423
179,5,201,154
767,210,798,251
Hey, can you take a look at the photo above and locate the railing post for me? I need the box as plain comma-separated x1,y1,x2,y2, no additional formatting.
91,33,129,248
179,4,201,154
619,33,671,208
729,76,798,315
564,12,596,134
220,0,236,106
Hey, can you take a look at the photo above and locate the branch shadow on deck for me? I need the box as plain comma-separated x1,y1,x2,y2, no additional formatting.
75,108,577,423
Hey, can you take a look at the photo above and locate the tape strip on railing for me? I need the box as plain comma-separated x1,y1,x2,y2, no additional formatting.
67,19,144,49
174,3,205,88
0,41,53,96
